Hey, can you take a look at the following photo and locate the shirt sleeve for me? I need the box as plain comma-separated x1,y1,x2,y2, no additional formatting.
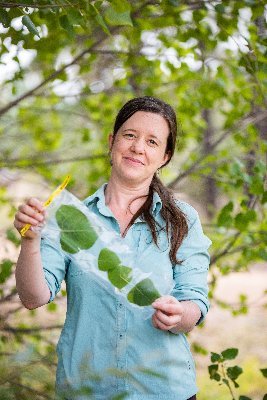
170,203,212,325
40,237,69,302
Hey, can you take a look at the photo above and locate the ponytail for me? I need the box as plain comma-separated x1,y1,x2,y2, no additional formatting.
128,175,188,265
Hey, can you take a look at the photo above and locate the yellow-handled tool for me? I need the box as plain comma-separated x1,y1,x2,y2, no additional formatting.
20,175,71,237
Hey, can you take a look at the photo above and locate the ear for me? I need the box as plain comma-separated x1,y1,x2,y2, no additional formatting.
160,151,171,168
108,134,114,151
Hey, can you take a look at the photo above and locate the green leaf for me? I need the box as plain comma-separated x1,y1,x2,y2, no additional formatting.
234,210,256,231
110,392,128,400
261,191,267,204
0,8,11,28
108,265,132,289
0,259,13,284
98,248,121,271
239,396,252,400
56,205,98,254
91,4,111,35
221,348,238,360
110,0,131,12
104,6,133,26
22,15,40,38
215,4,225,13
59,15,74,36
47,302,57,312
226,365,243,380
263,394,267,400
127,278,160,306
260,368,267,378
217,201,233,227
250,176,264,195
211,352,221,362
6,228,21,247
208,364,221,381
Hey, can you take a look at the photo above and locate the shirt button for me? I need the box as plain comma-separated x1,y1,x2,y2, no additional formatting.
119,334,123,338
119,303,123,308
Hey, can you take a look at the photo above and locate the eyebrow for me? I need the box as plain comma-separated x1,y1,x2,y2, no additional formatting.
122,129,162,143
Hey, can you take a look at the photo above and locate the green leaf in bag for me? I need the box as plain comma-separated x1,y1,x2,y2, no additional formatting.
98,248,121,271
22,15,40,38
127,278,160,306
56,205,98,254
108,265,132,289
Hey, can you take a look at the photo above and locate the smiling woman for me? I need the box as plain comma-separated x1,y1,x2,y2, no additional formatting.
108,111,170,186
14,96,211,400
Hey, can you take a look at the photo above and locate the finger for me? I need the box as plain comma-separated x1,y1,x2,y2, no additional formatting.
15,210,43,226
155,310,182,326
27,197,45,212
152,301,183,315
18,203,45,221
153,316,170,331
152,314,159,329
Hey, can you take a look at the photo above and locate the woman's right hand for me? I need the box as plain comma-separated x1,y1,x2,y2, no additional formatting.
14,198,46,240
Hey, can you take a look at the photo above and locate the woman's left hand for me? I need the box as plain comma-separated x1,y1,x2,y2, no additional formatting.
151,295,184,331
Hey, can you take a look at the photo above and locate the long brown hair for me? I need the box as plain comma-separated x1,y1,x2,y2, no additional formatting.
111,96,188,265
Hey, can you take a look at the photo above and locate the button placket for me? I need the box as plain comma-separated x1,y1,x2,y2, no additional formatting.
116,300,127,391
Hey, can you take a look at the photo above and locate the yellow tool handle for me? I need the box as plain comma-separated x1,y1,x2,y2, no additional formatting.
20,175,71,237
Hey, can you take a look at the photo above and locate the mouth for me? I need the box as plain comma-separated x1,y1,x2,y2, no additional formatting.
123,157,144,165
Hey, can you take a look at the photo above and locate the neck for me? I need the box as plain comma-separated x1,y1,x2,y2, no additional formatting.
105,174,152,212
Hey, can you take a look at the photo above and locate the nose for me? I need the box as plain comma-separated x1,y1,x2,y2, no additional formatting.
130,138,145,154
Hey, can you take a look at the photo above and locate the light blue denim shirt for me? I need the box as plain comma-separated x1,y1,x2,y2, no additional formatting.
41,184,212,400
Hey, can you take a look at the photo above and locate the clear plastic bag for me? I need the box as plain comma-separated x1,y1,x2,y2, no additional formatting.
41,189,174,318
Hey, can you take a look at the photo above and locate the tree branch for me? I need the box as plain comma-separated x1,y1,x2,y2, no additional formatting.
2,324,63,333
0,28,120,117
3,380,53,400
0,153,107,168
210,195,259,265
0,0,156,117
0,2,78,8
168,109,267,188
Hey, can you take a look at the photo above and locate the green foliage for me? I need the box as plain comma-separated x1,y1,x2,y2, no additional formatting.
0,259,13,284
56,205,98,253
98,248,133,289
208,349,267,399
0,0,266,398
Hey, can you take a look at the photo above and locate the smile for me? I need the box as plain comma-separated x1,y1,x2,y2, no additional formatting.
123,157,144,165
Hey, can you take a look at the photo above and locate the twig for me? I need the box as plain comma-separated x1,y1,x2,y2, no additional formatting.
0,2,78,8
2,324,63,333
0,153,107,168
168,109,267,188
3,380,53,400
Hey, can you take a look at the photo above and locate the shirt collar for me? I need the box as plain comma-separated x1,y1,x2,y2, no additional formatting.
84,183,162,218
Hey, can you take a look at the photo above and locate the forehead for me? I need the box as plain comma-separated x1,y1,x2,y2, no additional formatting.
121,111,169,135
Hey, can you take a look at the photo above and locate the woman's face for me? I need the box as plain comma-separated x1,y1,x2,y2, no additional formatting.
109,111,170,185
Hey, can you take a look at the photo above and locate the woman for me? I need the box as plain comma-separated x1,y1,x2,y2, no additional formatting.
14,96,211,400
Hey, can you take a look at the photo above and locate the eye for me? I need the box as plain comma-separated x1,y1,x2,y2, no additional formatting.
148,139,158,146
123,133,135,139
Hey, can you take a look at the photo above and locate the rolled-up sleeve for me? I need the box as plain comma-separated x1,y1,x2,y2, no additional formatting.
40,238,69,302
171,204,212,324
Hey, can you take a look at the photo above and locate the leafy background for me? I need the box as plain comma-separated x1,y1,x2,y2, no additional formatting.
0,0,266,399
